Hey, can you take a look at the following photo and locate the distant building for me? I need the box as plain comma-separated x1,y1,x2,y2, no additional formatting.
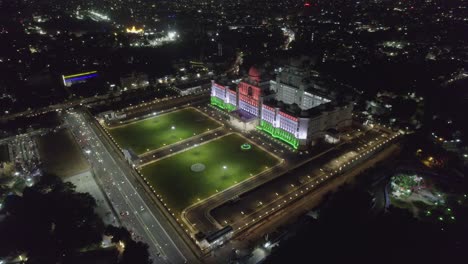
99,111,126,121
325,129,341,144
173,79,211,96
120,73,149,91
211,59,353,149
195,226,233,250
62,71,98,87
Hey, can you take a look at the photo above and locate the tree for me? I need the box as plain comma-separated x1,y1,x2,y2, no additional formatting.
0,174,152,264
105,224,152,264
121,241,151,264
0,174,104,263
391,98,417,121
265,185,468,264
105,226,132,244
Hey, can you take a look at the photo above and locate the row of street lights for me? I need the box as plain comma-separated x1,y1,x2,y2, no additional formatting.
230,131,400,232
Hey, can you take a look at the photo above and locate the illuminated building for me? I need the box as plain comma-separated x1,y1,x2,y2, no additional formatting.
211,61,353,149
174,79,211,96
88,11,110,21
62,71,98,87
126,26,144,34
120,72,149,91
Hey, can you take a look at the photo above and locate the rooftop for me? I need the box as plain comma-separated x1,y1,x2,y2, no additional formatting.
175,79,212,90
205,226,233,243
263,98,351,118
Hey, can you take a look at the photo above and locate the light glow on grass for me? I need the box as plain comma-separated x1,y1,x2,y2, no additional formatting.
140,134,279,213
107,108,220,154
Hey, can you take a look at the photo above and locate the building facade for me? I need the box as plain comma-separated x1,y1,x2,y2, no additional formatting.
211,64,353,149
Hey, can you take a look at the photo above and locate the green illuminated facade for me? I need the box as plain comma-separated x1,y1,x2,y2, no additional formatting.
211,94,301,149
211,96,236,112
258,120,299,149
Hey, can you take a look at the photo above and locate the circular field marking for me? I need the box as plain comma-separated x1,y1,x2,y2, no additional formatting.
191,163,206,172
241,143,252,150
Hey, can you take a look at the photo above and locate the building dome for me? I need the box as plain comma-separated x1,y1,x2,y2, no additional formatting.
248,66,261,83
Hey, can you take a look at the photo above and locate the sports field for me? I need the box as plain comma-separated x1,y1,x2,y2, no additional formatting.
140,133,279,213
107,108,221,155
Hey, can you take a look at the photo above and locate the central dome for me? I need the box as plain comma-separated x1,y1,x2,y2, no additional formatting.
248,66,261,83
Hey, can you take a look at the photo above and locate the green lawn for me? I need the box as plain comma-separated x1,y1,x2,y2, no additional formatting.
108,108,221,155
140,134,279,213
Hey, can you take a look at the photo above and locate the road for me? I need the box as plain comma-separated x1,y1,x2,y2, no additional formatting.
138,128,228,166
1,92,112,121
64,110,193,264
54,91,398,262
184,126,399,235
234,144,401,244
97,99,398,252
223,131,400,233
0,79,211,122
117,92,209,120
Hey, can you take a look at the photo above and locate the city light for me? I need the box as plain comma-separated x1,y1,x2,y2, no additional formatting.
126,26,144,34
168,31,177,40
1,0,461,261
88,10,110,21
62,71,98,79
62,71,98,86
